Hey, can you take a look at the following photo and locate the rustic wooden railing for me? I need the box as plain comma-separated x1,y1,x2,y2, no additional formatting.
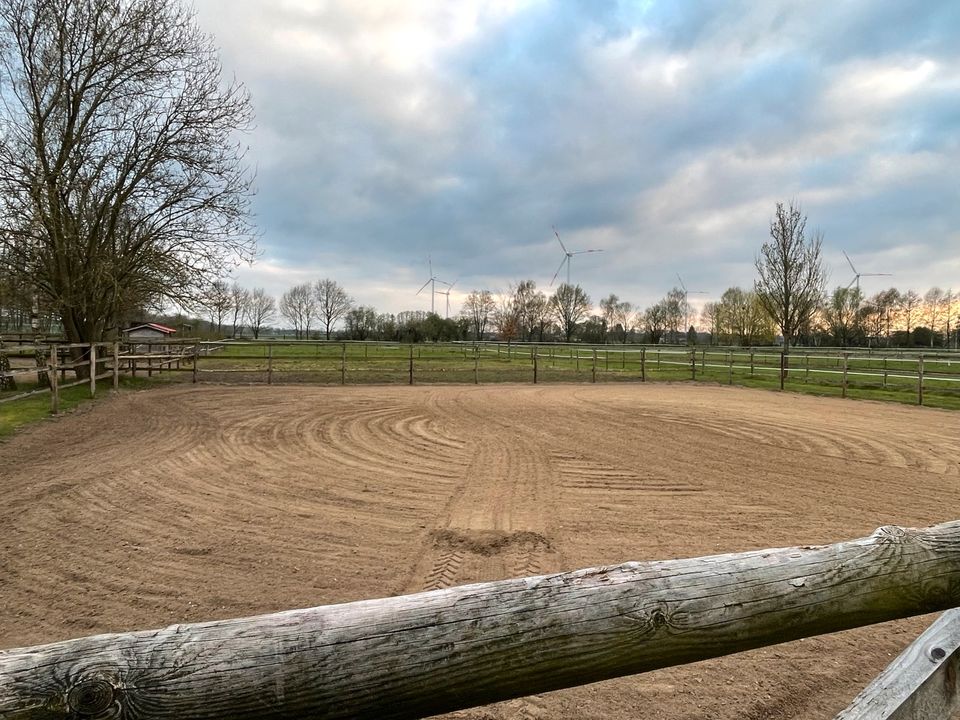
1,521,959,719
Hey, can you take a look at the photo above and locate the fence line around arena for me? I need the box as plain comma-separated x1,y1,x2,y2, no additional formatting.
1,339,958,413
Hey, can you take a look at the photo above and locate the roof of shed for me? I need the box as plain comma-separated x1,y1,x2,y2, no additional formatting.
124,323,177,335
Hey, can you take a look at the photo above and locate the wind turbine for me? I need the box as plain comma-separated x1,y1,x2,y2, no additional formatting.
438,278,458,319
549,227,603,287
416,257,449,314
843,250,891,295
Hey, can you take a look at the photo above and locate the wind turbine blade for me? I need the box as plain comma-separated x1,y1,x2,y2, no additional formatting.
842,250,857,275
846,277,857,290
571,249,603,255
550,256,567,286
416,279,431,295
428,256,433,279
553,226,569,254
861,272,892,277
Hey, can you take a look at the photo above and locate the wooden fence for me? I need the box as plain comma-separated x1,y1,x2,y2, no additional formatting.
1,521,958,719
2,340,959,413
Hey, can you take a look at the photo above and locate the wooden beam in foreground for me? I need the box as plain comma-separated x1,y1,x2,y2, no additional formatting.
2,521,959,720
836,607,960,719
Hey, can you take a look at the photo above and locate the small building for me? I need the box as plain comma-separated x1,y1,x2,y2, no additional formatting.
123,323,176,353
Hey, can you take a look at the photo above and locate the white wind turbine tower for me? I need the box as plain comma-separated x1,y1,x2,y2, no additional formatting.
676,273,707,333
439,278,458,319
843,250,891,295
416,257,451,314
550,227,603,286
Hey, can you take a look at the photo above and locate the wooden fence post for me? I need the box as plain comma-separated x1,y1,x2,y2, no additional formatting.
409,345,414,385
779,351,786,390
728,351,733,385
113,342,120,390
842,352,848,399
592,349,597,383
701,349,705,372
533,347,538,384
749,350,754,378
89,344,97,398
640,347,646,382
690,348,696,380
805,354,810,383
657,349,661,370
341,343,346,385
882,357,888,388
48,344,59,414
605,350,609,371
474,346,479,384
267,345,273,385
918,355,924,406
192,346,199,384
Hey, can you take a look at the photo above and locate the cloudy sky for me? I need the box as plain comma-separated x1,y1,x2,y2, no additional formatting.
191,0,960,319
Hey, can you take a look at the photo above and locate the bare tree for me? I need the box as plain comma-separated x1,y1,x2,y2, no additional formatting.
315,279,352,340
491,291,519,341
230,283,249,337
601,294,634,343
824,286,864,347
247,288,274,340
280,283,317,339
755,201,827,382
204,280,232,336
0,0,255,366
461,290,495,340
924,287,946,347
897,290,922,343
642,302,668,345
550,284,590,342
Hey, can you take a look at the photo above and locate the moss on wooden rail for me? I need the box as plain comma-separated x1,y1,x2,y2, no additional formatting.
1,521,959,720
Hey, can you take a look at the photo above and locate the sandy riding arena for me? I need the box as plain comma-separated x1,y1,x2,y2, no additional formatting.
2,384,958,719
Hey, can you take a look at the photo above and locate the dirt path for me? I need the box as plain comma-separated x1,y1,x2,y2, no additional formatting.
1,383,958,719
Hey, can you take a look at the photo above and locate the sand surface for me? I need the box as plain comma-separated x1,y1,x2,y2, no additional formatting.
2,383,958,718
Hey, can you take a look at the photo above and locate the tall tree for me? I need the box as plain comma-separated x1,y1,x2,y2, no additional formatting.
461,290,495,340
315,279,352,340
550,284,590,342
897,290,922,343
0,0,255,362
664,287,687,344
924,287,946,347
492,291,519,341
204,280,232,336
246,288,274,340
755,201,827,380
642,302,668,345
279,283,316,340
824,286,864,347
230,283,249,337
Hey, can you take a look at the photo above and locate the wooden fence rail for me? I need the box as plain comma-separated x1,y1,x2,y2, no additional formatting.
2,520,959,720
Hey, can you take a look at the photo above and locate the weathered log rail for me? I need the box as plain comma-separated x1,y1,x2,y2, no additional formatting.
2,521,959,719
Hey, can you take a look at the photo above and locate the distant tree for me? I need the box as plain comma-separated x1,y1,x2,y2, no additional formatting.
230,283,249,337
0,0,255,361
700,302,719,345
204,280,232,336
550,284,590,342
246,288,274,339
664,288,687,344
600,294,633,343
492,292,520,341
461,290,495,340
343,306,376,341
279,283,316,339
824,286,864,347
315,279,352,340
755,201,827,380
865,288,900,347
897,290,922,343
643,302,668,344
924,287,947,347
